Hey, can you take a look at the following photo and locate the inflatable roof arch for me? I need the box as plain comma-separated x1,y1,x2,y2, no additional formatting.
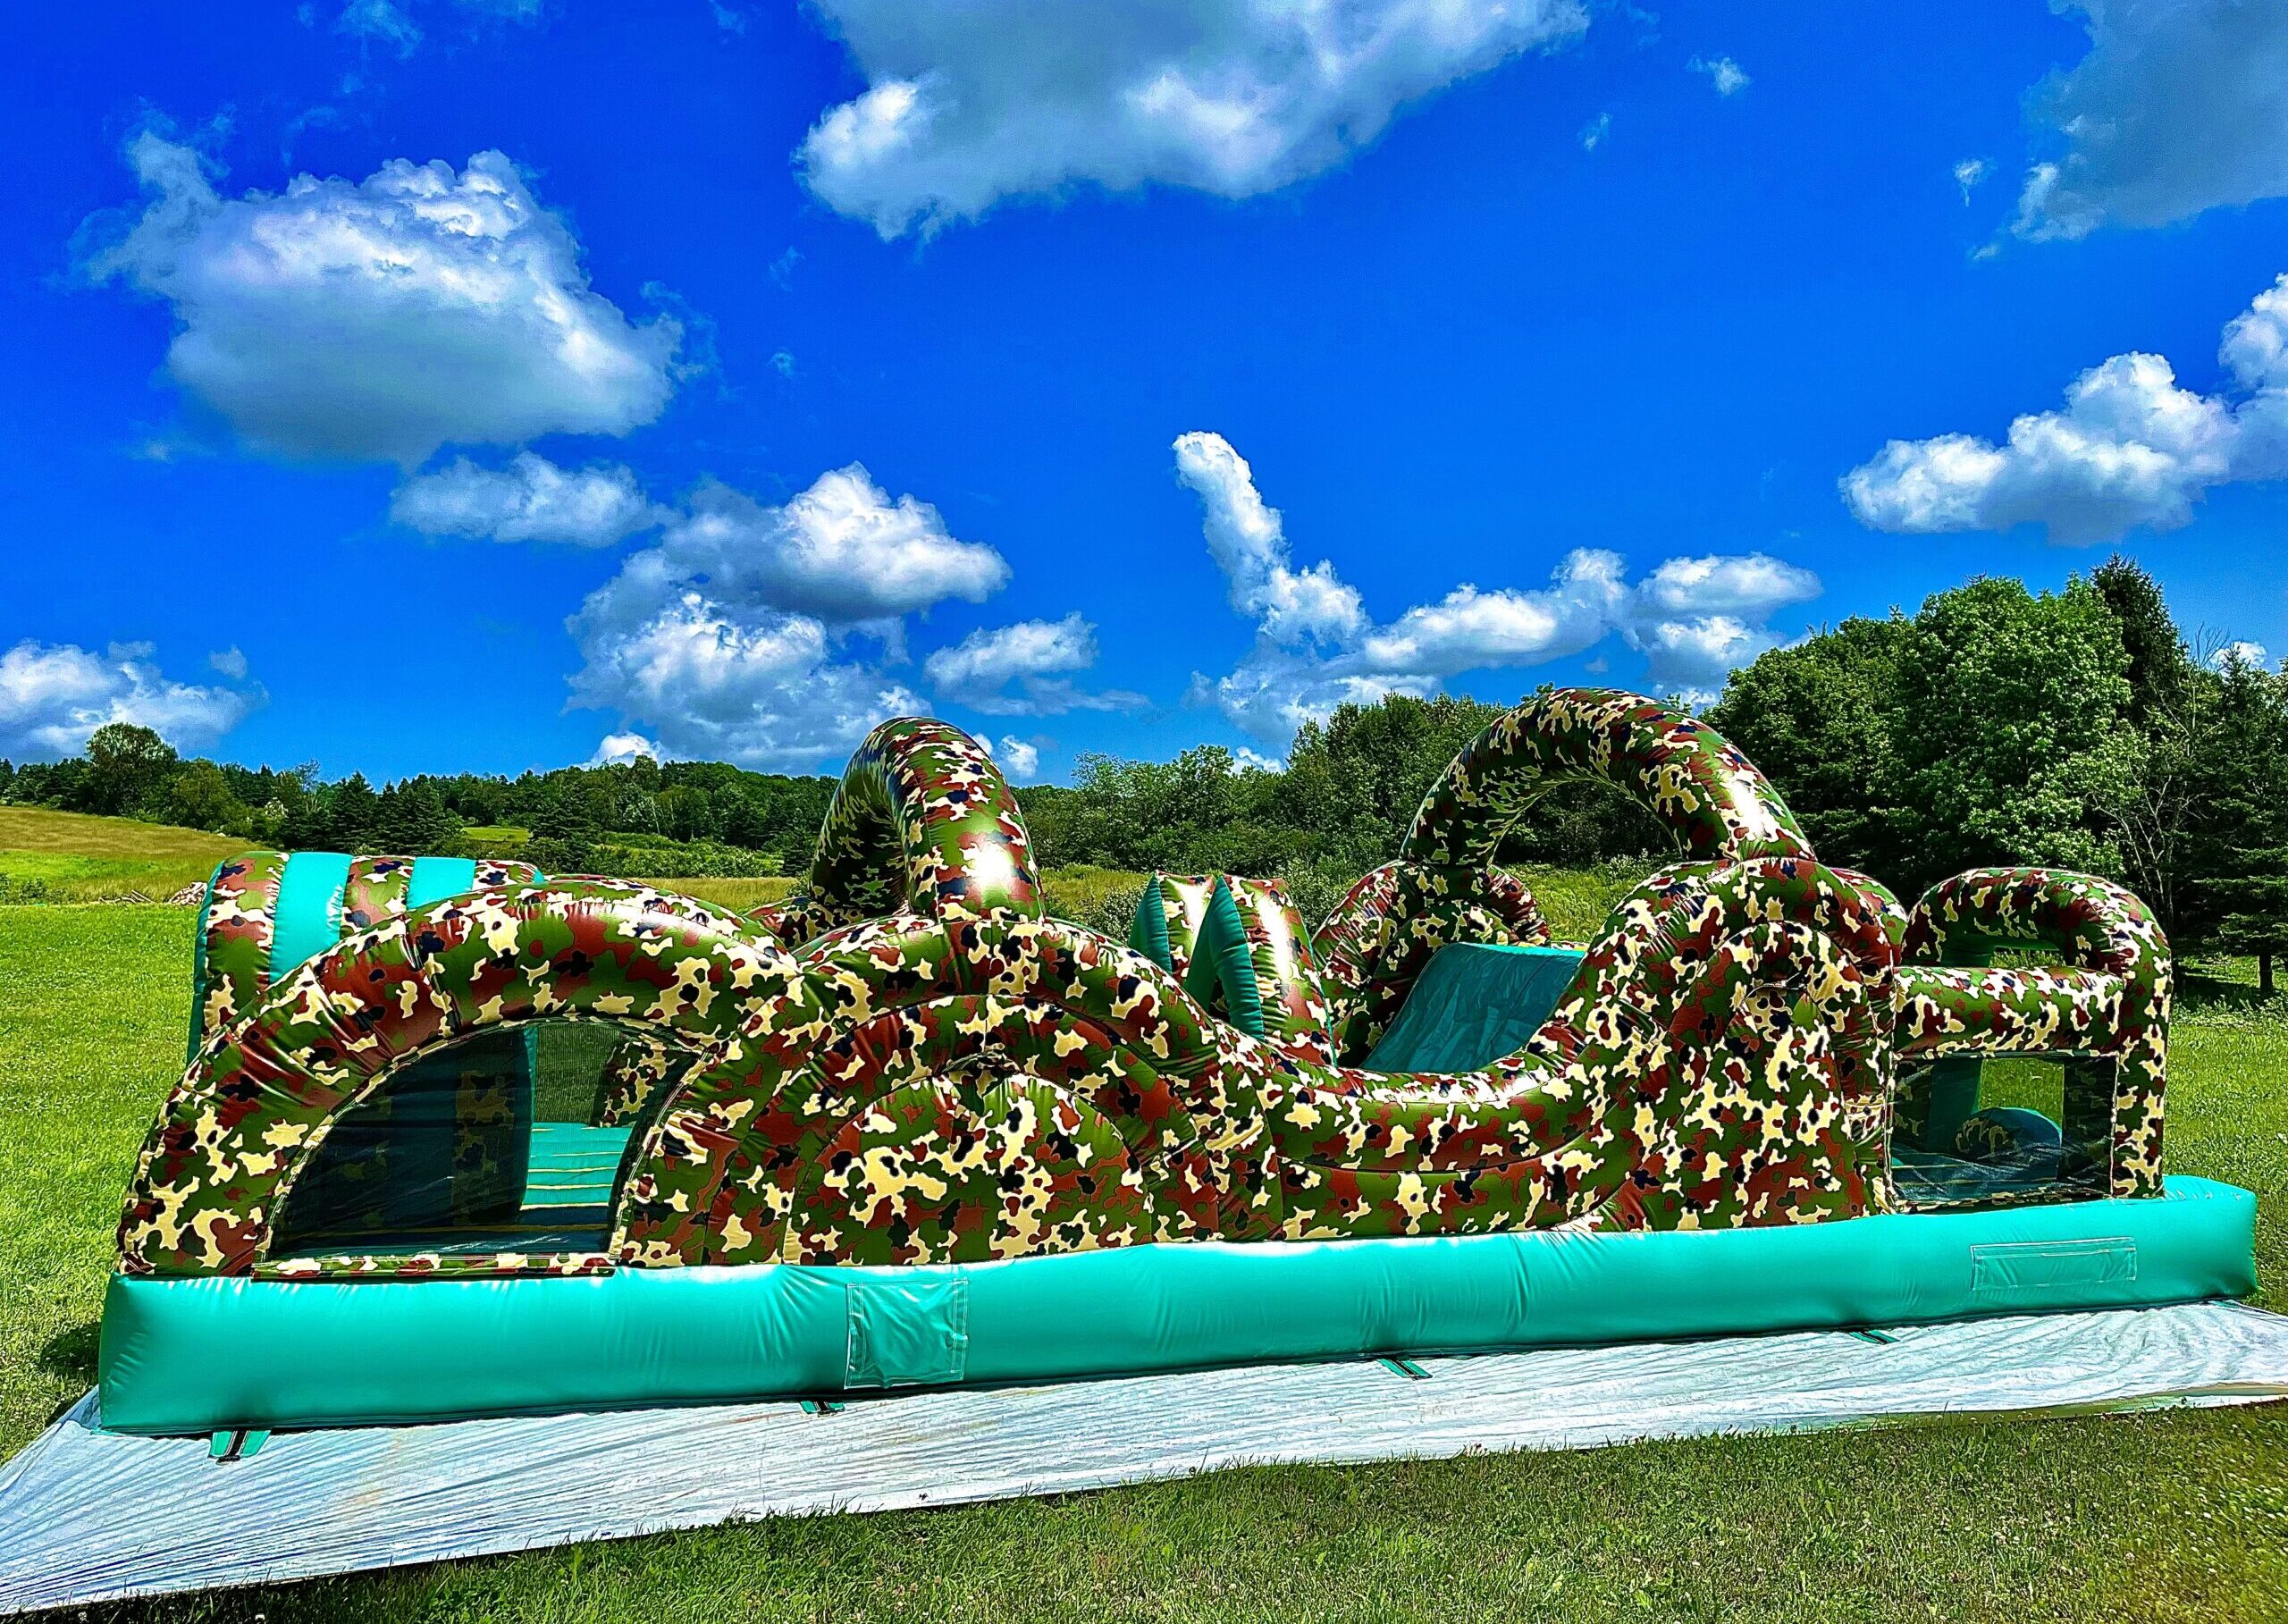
96,688,2250,1435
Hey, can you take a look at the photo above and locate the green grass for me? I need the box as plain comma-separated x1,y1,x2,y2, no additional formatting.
1510,858,1662,941
460,824,531,862
627,868,1152,922
630,873,799,912
0,805,240,904
3,903,2285,1621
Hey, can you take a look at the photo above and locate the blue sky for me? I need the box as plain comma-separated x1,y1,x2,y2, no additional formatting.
6,0,2287,784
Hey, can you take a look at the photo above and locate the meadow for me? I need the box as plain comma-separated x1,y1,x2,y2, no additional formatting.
0,806,243,905
2,839,2285,1620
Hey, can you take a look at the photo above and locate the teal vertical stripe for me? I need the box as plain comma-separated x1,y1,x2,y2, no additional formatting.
270,853,355,982
407,857,479,911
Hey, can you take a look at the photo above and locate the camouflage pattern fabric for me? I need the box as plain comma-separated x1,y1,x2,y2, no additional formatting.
1206,874,1335,1064
593,1033,692,1129
340,856,416,932
1401,688,1813,868
192,851,290,1045
117,693,2175,1283
474,859,544,890
1893,868,2169,1199
793,717,1042,933
1313,862,1551,1064
193,853,544,1047
747,896,830,951
1130,873,1220,979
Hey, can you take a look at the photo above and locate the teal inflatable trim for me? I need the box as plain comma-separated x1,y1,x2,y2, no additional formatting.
1182,879,1266,1038
407,856,481,912
1126,883,1173,972
270,852,355,980
97,1177,2256,1436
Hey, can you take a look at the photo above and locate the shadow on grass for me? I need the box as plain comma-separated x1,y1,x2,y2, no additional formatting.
39,1320,99,1384
2178,957,2288,1018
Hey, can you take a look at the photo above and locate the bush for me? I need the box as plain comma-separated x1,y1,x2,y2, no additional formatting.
529,835,782,880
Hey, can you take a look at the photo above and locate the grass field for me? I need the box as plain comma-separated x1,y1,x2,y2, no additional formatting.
4,902,2286,1621
0,806,240,904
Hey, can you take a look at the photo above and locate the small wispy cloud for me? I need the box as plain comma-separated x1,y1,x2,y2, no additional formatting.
1688,54,1750,96
1579,112,1611,152
1954,157,1989,204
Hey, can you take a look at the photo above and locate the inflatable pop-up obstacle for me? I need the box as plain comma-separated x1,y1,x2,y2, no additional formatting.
97,690,2254,1435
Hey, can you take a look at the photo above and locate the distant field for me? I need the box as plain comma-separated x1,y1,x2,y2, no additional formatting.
0,806,239,904
633,874,799,911
460,824,531,862
636,869,1155,922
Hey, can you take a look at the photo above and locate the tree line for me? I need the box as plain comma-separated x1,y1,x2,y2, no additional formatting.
1703,558,2288,989
6,558,2285,980
0,734,837,880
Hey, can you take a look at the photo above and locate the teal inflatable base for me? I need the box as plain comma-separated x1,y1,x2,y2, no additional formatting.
97,1177,2258,1436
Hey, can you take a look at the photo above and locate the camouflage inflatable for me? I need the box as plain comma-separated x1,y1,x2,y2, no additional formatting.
95,691,2256,1434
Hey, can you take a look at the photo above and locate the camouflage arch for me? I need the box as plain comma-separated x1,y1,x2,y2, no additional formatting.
1894,867,2171,1198
790,717,1044,938
596,717,1047,1116
118,880,820,1278
1399,688,1814,869
1310,690,1816,1062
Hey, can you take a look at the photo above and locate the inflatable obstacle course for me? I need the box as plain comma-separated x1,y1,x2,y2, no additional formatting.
98,692,2251,1435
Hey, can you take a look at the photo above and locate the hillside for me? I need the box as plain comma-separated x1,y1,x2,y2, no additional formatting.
0,807,242,904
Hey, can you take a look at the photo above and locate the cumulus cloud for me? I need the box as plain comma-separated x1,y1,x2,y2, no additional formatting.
206,646,249,679
1688,54,1749,96
589,729,664,766
796,0,1589,237
82,135,682,463
922,613,1144,715
1357,558,1627,678
1173,432,1366,647
568,464,1004,769
1631,553,1822,620
568,592,919,772
988,735,1042,780
637,467,1010,624
391,453,664,545
0,640,261,759
2009,0,2288,241
2211,640,2271,672
1842,273,2288,544
1173,433,1820,736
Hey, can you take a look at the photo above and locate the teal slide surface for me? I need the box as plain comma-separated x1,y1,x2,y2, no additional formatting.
1364,944,1586,1073
99,1177,2257,1435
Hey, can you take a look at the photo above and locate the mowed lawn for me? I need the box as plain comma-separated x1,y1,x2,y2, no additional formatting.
4,902,2287,1622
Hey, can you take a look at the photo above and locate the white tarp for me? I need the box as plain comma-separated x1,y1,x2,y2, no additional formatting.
4,1300,2285,1613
